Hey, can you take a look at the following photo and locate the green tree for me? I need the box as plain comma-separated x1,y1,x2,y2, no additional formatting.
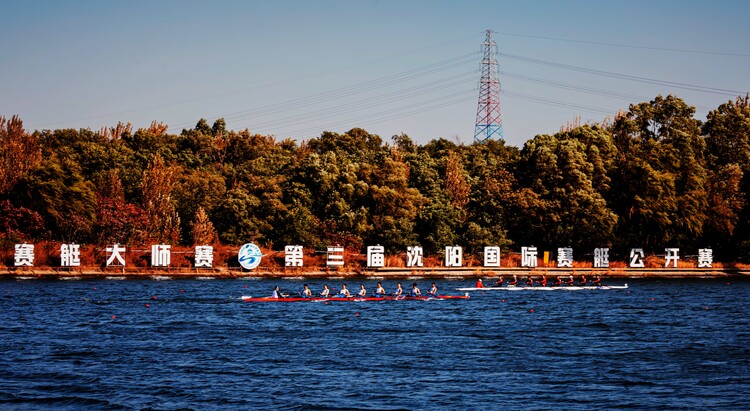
611,95,707,248
12,155,97,243
516,129,617,249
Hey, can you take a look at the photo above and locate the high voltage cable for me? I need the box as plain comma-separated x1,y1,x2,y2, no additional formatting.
502,71,716,111
216,56,477,124
277,89,476,136
33,33,480,129
501,52,746,96
503,90,615,115
239,72,476,131
170,52,479,130
281,92,478,140
493,31,750,58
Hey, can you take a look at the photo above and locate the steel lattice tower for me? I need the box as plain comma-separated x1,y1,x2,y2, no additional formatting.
473,30,504,143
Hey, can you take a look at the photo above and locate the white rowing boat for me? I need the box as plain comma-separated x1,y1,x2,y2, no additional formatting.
456,284,628,291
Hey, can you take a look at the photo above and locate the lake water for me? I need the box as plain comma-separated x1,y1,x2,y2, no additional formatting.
1,278,749,410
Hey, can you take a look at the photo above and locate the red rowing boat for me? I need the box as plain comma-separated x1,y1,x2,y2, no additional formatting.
241,294,469,302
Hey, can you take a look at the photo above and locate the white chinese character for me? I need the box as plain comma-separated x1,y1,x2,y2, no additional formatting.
151,244,171,267
14,244,34,267
664,248,679,268
326,246,344,267
594,248,609,268
521,246,537,267
60,244,81,267
445,246,462,267
195,245,213,268
367,246,385,268
484,246,501,267
698,248,713,268
285,245,304,267
629,248,645,268
557,247,573,268
106,244,126,266
406,246,423,267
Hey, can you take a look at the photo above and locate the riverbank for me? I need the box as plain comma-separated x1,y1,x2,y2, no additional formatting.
2,266,749,280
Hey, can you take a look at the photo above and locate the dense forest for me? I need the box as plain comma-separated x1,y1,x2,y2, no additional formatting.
1,94,750,261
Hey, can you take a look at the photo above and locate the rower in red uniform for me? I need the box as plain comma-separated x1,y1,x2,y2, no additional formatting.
508,275,518,286
475,279,485,288
525,276,534,286
495,277,504,287
554,276,563,286
565,275,575,286
539,275,547,287
593,275,602,286
579,275,587,286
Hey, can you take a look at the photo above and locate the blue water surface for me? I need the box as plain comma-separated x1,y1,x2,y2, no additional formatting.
1,278,749,410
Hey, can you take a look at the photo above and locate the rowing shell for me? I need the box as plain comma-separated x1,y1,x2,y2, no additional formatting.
455,284,628,291
241,294,470,302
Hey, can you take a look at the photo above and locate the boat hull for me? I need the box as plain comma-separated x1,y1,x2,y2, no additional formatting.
241,294,469,302
456,284,628,291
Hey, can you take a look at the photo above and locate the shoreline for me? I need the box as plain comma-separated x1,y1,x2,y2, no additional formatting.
2,266,749,280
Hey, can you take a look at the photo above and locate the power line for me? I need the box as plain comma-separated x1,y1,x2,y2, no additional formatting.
281,92,478,140
238,72,476,131
170,52,479,130
503,89,615,115
502,71,716,111
501,52,746,96
33,33,481,129
493,30,750,58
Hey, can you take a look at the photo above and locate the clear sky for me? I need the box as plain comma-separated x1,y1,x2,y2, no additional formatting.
1,0,748,147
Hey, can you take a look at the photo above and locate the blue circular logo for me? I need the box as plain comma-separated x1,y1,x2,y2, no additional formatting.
238,243,262,270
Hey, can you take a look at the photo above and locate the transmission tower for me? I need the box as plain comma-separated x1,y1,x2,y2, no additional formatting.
474,30,504,143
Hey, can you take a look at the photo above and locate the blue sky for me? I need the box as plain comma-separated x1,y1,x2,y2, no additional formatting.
1,0,748,147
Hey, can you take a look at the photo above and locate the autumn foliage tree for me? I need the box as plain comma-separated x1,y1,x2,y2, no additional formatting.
0,115,41,194
191,207,217,245
141,154,181,244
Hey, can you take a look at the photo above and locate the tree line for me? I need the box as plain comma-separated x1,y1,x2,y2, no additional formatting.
1,94,749,261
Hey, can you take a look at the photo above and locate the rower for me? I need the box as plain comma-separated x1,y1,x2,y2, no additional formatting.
272,286,282,299
565,275,575,286
410,283,421,296
525,276,534,286
475,278,485,288
320,284,330,297
357,284,367,297
593,275,602,286
554,276,563,286
393,283,403,296
375,282,386,296
338,284,351,298
539,275,547,287
508,275,518,286
579,275,587,286
301,284,312,298
495,277,504,287
428,282,437,296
